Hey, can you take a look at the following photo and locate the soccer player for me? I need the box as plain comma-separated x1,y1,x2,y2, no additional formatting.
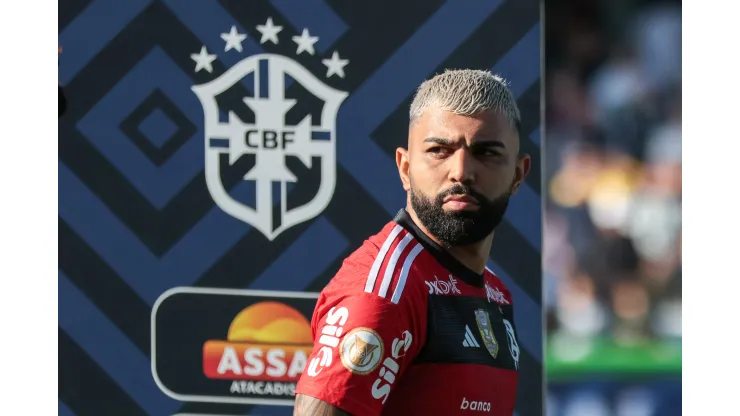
294,69,531,416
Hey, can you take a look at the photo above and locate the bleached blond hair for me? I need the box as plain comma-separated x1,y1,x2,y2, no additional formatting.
409,69,521,133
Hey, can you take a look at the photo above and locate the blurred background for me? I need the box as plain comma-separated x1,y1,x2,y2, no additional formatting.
544,0,681,414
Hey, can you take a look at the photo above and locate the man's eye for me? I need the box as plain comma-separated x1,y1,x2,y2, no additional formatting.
428,147,449,155
475,148,502,157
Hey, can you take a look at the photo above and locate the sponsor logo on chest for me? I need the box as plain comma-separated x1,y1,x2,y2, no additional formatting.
425,274,462,295
485,282,510,304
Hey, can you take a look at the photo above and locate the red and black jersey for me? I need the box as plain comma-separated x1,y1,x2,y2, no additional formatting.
296,209,520,415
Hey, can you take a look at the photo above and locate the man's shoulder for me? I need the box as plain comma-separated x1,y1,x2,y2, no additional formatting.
324,220,430,304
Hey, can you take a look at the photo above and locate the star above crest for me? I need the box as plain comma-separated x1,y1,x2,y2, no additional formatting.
256,17,283,45
190,18,349,79
190,46,217,73
322,51,349,79
221,25,247,52
292,28,319,56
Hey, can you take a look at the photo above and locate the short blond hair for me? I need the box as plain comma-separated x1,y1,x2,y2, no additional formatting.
409,69,521,133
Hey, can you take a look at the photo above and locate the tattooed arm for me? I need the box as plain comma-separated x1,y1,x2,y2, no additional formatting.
293,394,354,416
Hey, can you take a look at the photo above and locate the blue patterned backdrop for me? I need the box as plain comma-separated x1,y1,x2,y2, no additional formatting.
58,1,542,415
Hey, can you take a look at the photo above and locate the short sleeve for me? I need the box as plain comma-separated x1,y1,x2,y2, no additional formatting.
296,245,428,416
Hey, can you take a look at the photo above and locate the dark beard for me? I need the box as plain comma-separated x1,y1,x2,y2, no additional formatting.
410,183,511,248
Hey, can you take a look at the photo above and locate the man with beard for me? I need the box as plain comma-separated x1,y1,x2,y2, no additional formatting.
295,69,531,416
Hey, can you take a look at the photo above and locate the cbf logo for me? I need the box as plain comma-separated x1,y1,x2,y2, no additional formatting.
190,18,349,240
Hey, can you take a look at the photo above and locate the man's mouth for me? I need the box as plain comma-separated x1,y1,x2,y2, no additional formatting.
442,194,479,210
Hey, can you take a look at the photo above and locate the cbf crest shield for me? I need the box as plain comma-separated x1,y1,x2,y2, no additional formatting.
191,26,348,241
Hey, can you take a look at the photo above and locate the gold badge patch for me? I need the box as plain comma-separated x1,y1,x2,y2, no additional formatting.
474,309,499,359
339,327,384,375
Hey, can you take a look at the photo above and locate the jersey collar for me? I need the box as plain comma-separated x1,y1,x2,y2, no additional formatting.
393,209,485,287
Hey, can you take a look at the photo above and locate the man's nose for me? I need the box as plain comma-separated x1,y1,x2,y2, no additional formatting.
447,148,476,185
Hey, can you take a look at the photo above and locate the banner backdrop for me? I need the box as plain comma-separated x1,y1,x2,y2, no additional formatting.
58,1,542,415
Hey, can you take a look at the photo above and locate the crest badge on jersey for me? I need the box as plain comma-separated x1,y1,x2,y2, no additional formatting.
474,309,499,359
191,19,349,240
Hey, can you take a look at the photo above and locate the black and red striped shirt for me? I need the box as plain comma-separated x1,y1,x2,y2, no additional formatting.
296,209,520,415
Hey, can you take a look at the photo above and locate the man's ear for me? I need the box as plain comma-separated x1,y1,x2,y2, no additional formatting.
511,153,531,195
396,147,411,191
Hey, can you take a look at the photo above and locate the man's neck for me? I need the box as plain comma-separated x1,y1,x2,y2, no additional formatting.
406,207,493,274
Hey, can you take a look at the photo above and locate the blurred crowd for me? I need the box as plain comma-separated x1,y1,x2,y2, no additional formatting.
544,0,682,348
